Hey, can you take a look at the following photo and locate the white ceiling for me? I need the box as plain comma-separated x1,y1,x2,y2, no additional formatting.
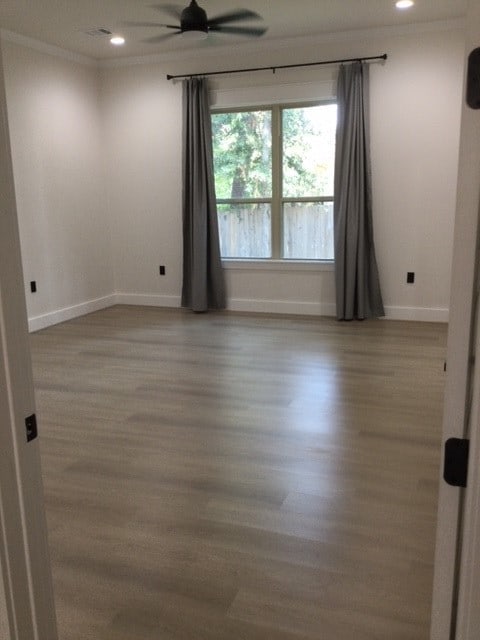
0,1,467,61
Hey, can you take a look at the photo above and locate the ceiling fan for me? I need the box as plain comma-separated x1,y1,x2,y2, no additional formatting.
125,1,268,43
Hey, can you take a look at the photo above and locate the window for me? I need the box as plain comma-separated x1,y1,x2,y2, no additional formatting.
211,102,337,261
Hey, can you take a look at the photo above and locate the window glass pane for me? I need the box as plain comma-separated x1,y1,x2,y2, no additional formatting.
212,111,272,199
282,202,334,260
218,203,271,258
282,104,337,198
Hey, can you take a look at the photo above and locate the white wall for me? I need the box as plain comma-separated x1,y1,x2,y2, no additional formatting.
370,28,464,321
101,61,183,309
101,23,464,321
1,38,114,331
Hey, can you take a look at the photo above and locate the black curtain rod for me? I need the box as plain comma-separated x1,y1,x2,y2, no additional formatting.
166,53,387,81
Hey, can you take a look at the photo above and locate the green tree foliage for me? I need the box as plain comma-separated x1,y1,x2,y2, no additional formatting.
282,108,318,197
212,110,272,199
212,106,336,200
282,106,336,198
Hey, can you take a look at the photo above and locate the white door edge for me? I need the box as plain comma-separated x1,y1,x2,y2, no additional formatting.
0,516,13,639
456,267,480,638
0,39,58,640
430,2,480,638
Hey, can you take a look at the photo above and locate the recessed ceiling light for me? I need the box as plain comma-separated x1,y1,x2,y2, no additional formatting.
110,36,125,46
396,0,414,8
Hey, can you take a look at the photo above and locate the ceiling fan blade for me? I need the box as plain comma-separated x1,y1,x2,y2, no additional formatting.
123,21,180,29
150,4,183,21
207,9,262,27
209,24,268,37
142,31,181,43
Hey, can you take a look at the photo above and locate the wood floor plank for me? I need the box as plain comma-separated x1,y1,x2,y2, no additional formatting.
30,306,447,640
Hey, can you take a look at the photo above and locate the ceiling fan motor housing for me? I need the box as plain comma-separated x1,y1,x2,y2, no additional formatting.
181,0,208,34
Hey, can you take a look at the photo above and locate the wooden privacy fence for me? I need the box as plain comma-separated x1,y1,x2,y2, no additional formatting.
218,201,334,260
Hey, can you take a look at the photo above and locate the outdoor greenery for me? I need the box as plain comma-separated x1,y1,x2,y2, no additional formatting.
282,106,336,198
211,104,337,259
212,110,272,199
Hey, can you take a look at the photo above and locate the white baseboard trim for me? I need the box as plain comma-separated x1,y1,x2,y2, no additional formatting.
114,293,182,308
28,294,116,332
228,298,449,322
227,297,337,317
384,305,449,323
28,293,449,330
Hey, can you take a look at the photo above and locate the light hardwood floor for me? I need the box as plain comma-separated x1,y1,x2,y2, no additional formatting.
30,306,447,640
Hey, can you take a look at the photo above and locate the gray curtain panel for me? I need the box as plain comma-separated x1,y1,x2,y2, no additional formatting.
334,62,384,320
181,77,226,312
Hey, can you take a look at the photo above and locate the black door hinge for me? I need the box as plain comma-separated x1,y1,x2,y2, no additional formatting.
444,438,469,487
25,414,38,443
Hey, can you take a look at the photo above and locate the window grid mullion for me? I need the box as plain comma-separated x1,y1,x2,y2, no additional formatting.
271,106,282,259
282,196,334,204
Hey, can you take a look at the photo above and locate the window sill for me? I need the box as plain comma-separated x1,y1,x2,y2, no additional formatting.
222,259,334,272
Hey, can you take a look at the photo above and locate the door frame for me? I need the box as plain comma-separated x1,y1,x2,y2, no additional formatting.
0,42,57,640
430,1,480,638
455,276,480,639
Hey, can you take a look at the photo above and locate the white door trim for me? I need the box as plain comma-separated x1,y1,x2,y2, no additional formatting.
456,272,480,638
0,555,10,639
0,41,57,640
430,2,480,638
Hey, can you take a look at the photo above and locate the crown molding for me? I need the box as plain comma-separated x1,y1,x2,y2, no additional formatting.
0,16,465,72
0,29,96,67
99,17,465,69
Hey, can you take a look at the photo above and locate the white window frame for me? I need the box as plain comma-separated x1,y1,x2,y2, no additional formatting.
212,100,336,265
